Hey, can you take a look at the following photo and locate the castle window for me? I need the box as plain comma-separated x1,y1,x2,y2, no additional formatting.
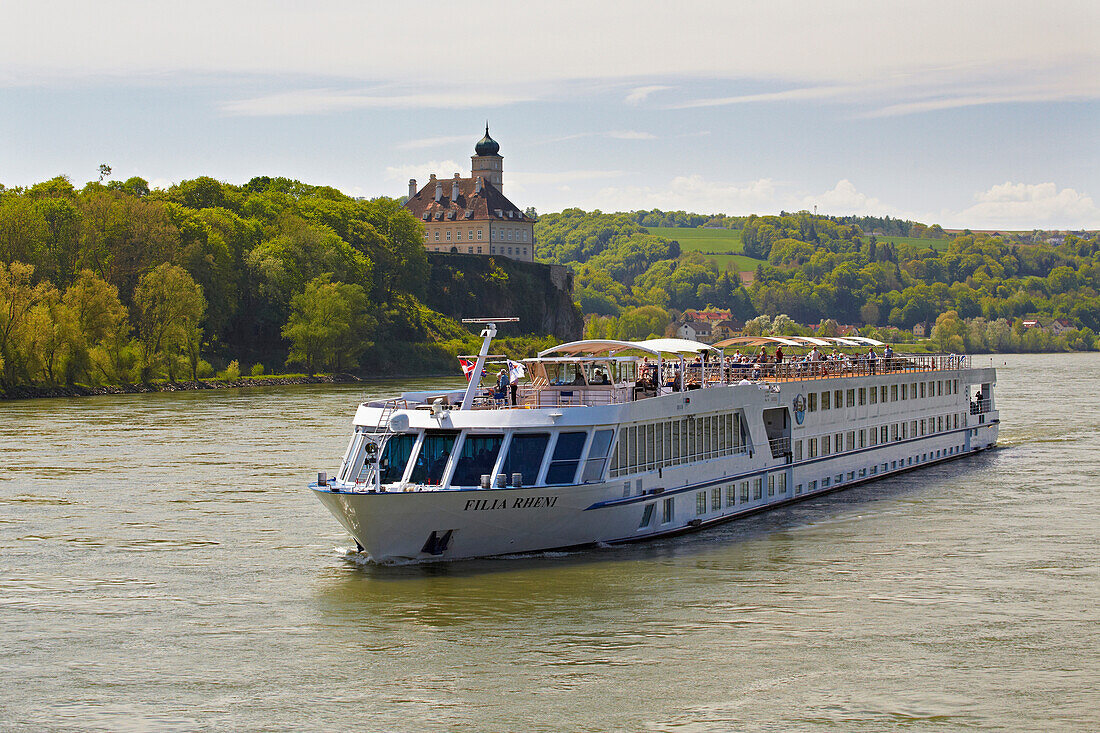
456,231,462,241
469,229,474,240
477,230,483,240
446,231,451,241
434,231,440,241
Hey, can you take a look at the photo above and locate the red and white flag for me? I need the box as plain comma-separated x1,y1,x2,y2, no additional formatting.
458,358,484,381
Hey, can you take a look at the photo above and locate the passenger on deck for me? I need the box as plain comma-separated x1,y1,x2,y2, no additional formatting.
774,345,784,364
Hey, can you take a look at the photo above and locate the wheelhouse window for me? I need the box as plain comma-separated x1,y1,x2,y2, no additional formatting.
545,431,588,484
581,429,615,482
500,433,550,485
378,433,416,484
408,430,459,485
450,434,504,486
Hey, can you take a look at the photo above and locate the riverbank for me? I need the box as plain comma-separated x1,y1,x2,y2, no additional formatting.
0,373,362,401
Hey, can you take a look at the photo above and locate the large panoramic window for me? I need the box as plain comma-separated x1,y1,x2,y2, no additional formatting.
581,429,615,482
450,434,504,486
546,431,588,484
407,430,459,485
500,433,550,485
378,433,417,484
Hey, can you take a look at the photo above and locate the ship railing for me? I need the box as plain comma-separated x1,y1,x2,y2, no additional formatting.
970,398,993,414
723,352,971,384
768,436,791,459
470,384,632,409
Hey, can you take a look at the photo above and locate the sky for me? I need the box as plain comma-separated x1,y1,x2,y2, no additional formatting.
0,1,1097,230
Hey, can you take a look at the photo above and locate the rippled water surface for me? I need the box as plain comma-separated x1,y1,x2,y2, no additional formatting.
2,356,1098,732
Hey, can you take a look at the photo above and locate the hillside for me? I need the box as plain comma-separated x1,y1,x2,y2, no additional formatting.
0,174,578,391
536,208,1100,352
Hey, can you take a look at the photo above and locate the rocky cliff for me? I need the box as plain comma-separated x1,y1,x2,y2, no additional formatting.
420,254,583,340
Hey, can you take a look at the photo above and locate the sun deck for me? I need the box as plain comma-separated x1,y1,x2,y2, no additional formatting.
368,335,974,413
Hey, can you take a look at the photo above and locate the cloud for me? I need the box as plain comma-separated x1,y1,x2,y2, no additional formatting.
624,85,670,105
578,175,922,221
801,179,916,219
3,2,1093,117
221,88,534,116
383,160,464,182
607,130,656,140
669,85,856,110
950,182,1100,229
591,175,781,214
395,135,473,151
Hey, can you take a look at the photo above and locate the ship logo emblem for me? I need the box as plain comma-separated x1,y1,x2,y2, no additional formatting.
793,393,806,425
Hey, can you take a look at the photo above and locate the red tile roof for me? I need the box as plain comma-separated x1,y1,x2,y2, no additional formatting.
403,176,533,223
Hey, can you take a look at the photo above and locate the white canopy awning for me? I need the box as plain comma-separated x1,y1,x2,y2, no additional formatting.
713,334,886,349
538,337,719,358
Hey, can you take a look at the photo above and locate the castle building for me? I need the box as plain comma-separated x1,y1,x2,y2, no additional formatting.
403,127,536,262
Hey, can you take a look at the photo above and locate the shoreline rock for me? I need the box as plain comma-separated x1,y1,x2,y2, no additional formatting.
0,373,362,401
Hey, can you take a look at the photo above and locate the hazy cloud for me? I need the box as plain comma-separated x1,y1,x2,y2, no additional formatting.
607,130,656,140
221,89,534,116
4,1,1094,116
624,85,671,105
590,175,781,214
950,182,1100,229
395,135,473,151
384,160,464,182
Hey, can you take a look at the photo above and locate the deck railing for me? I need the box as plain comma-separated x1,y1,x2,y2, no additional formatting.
461,353,973,410
768,436,791,459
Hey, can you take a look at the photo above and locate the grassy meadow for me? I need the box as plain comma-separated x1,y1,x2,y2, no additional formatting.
647,226,765,272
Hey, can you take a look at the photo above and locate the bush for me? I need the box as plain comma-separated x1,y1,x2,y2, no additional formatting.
250,363,265,376
218,359,240,380
197,360,215,378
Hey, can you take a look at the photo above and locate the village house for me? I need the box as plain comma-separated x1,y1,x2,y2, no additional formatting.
912,322,929,338
837,324,860,338
676,309,737,343
1049,318,1074,335
676,319,713,342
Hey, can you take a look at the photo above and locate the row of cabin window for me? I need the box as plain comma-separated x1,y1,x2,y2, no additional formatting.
801,444,966,494
371,427,615,487
649,438,973,530
609,413,742,479
807,379,959,412
426,228,529,242
692,472,789,516
795,413,964,460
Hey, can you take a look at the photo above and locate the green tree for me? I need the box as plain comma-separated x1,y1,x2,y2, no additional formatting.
62,270,131,383
0,262,58,386
133,264,206,381
282,274,375,374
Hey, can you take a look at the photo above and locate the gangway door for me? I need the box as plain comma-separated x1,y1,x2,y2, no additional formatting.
763,407,792,461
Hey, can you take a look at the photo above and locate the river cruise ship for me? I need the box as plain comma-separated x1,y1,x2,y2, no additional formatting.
311,319,999,563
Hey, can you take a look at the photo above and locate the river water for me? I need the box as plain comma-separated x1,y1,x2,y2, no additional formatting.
1,354,1097,732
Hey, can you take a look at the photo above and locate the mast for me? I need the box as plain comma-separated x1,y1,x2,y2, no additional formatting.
459,318,519,410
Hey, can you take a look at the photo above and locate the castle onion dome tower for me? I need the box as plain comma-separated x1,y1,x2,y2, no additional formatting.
471,124,503,191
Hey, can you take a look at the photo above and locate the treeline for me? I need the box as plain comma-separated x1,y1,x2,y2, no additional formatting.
537,208,1100,351
0,174,479,390
626,209,745,229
